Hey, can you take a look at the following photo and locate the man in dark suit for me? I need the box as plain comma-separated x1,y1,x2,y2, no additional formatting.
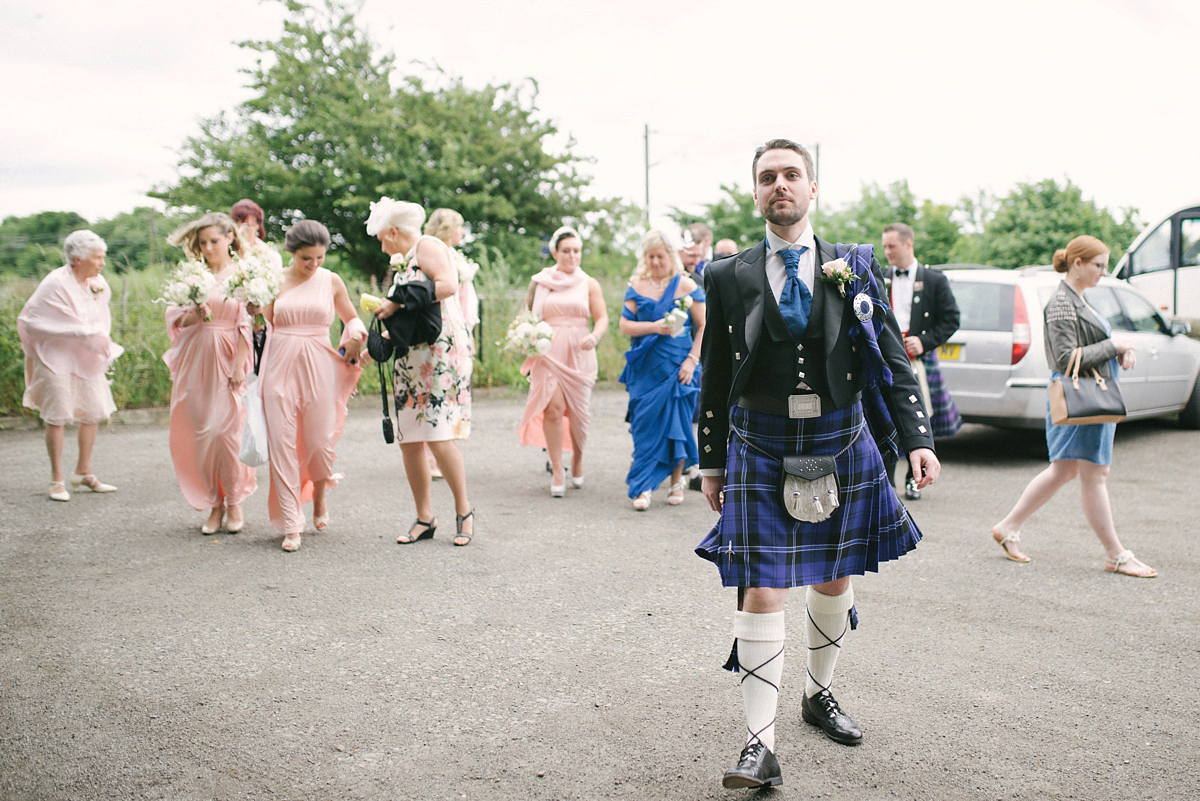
695,139,940,790
881,223,963,500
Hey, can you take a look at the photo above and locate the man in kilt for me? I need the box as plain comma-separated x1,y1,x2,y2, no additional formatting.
881,222,963,500
695,139,941,789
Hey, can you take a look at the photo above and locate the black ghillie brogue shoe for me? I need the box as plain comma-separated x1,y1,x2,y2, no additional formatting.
721,742,783,789
801,689,863,745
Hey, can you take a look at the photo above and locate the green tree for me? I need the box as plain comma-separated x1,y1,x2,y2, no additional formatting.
151,0,601,281
668,183,761,251
815,180,918,248
0,211,89,276
91,208,187,273
953,179,1141,268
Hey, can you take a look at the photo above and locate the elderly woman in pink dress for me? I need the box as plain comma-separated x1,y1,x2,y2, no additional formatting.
163,212,257,534
518,225,609,497
18,230,124,501
258,220,366,552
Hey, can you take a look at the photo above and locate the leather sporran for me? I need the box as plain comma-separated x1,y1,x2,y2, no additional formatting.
780,455,840,523
1048,347,1126,425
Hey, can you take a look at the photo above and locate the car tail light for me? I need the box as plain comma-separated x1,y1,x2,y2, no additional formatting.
1012,287,1031,364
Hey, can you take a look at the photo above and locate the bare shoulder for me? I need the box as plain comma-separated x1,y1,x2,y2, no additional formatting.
678,274,698,294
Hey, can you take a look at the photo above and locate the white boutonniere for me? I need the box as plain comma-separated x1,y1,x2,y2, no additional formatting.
820,258,856,298
87,278,105,297
389,252,408,268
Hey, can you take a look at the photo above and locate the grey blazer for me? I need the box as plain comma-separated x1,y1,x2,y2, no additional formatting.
1043,280,1118,377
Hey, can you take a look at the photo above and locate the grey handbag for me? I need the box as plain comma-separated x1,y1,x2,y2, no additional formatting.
1048,348,1126,425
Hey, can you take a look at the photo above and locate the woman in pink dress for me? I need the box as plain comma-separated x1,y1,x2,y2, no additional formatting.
367,198,476,547
258,220,366,552
18,230,123,501
163,212,257,534
518,226,609,496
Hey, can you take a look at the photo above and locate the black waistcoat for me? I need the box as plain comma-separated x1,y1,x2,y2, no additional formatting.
746,287,829,399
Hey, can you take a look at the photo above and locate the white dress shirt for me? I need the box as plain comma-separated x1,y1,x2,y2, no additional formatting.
890,259,918,334
764,224,817,301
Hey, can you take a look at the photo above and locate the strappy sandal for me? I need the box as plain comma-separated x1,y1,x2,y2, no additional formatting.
632,491,651,511
397,518,436,545
666,480,685,506
282,532,302,552
992,528,1031,563
453,509,474,547
1104,550,1157,578
48,480,70,502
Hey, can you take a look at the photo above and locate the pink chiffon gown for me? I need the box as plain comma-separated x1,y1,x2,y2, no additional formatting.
163,273,257,512
517,268,597,455
18,266,123,425
260,268,365,534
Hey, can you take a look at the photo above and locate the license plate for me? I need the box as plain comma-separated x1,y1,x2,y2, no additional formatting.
938,344,962,361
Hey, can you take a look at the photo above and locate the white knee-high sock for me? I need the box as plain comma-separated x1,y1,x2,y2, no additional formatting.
805,585,853,698
733,610,785,752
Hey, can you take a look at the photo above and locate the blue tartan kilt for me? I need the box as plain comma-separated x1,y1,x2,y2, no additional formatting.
695,401,922,588
921,351,963,439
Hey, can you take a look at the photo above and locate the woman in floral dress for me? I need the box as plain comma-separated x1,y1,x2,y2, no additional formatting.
366,198,476,546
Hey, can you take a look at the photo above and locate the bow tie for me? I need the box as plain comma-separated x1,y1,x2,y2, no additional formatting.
894,268,911,277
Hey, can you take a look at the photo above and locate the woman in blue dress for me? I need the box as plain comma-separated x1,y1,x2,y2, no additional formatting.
618,230,706,510
991,235,1155,577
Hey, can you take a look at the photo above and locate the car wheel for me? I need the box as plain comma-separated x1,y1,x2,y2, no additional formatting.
1181,377,1200,429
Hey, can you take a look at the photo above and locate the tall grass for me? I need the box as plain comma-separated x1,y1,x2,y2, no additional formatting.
1,251,635,418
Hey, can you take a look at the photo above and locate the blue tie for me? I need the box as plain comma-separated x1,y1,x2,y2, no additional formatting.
778,246,812,340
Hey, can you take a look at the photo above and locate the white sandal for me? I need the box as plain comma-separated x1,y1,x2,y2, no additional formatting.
71,473,117,493
49,481,70,502
1104,549,1157,578
666,481,685,506
632,492,651,511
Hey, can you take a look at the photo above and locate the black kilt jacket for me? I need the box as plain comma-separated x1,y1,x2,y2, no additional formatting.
697,236,936,471
883,263,960,353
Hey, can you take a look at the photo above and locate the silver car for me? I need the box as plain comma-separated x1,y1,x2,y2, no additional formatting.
934,266,1200,430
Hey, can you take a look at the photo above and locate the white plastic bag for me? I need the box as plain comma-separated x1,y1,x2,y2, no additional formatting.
239,373,269,467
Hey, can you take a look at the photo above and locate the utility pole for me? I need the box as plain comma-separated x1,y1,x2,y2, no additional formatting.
644,124,651,227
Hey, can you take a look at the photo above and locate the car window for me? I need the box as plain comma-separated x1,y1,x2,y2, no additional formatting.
946,280,1013,331
1083,286,1128,331
1129,220,1171,275
1114,287,1165,333
1182,218,1200,267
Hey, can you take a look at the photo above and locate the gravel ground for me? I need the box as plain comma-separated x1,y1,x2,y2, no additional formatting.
2,388,1198,801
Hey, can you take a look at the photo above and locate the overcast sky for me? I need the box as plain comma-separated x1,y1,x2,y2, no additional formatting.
3,0,1198,241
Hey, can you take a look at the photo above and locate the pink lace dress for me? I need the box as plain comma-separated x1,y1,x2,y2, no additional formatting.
163,270,257,510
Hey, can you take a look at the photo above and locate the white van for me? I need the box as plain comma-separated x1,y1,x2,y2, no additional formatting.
1114,204,1200,324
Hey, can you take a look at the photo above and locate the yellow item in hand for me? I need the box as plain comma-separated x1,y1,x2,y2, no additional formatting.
360,293,383,314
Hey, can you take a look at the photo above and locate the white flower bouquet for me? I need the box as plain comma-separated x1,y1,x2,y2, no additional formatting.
662,294,694,336
159,260,216,310
502,309,554,358
222,255,281,307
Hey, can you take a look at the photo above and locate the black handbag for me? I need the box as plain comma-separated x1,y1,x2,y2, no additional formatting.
1048,347,1126,425
366,316,394,362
